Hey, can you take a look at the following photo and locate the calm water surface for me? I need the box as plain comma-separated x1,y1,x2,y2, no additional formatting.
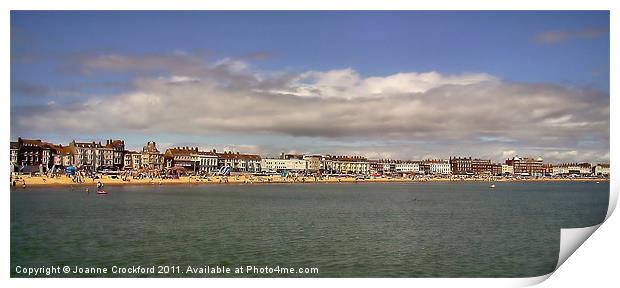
11,182,609,277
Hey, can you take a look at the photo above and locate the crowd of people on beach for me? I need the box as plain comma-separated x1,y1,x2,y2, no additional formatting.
10,167,609,189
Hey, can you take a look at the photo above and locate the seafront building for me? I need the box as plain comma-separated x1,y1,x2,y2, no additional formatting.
259,153,312,173
593,164,610,176
505,156,545,176
8,137,610,178
450,157,473,175
69,140,106,171
448,157,503,176
10,141,18,166
261,158,307,173
425,160,451,175
106,139,126,170
542,164,554,176
323,155,370,175
141,141,164,170
471,159,493,175
198,151,219,173
380,161,396,174
369,159,420,175
552,164,574,176
552,163,594,176
53,145,74,168
164,147,200,172
124,151,142,170
303,155,323,173
369,160,393,175
216,151,262,173
395,161,421,174
163,147,219,174
10,138,56,173
501,164,514,175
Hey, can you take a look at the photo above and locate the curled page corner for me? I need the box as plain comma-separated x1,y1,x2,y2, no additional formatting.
552,181,616,270
516,224,602,287
555,224,602,270
556,180,617,269
511,273,553,287
605,179,618,220
538,182,616,284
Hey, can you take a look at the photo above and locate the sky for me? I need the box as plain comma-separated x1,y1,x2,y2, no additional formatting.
10,11,610,163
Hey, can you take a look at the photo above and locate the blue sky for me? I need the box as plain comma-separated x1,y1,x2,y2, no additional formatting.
10,11,610,162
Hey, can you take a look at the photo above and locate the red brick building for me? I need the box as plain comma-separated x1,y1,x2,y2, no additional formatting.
450,157,473,175
505,156,545,176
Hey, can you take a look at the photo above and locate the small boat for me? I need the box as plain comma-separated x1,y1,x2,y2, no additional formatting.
489,184,496,188
97,190,108,195
596,181,600,184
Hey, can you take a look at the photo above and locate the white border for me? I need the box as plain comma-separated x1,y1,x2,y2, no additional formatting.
1,1,617,288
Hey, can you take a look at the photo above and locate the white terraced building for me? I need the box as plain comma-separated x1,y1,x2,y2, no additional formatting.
394,161,420,173
429,162,451,175
261,158,307,172
593,164,610,176
198,151,219,173
552,163,592,176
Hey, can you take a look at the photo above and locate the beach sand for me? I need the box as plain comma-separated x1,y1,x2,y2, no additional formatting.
10,174,608,187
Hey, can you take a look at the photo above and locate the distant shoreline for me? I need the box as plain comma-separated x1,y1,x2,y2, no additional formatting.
10,175,609,188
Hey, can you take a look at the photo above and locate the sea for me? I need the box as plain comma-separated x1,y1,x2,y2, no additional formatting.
10,181,609,277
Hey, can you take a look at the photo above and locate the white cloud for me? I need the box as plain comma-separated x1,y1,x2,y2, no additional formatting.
167,75,200,83
279,68,497,99
212,58,250,73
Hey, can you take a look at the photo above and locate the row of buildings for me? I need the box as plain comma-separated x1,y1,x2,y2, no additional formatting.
9,137,611,177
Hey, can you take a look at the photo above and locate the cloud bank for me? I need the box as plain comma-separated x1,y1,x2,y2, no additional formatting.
11,52,609,162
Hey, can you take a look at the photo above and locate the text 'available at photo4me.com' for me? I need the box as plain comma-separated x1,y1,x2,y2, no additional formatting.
14,265,320,277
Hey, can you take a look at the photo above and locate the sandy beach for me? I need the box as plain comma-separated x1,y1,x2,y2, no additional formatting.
10,174,609,188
